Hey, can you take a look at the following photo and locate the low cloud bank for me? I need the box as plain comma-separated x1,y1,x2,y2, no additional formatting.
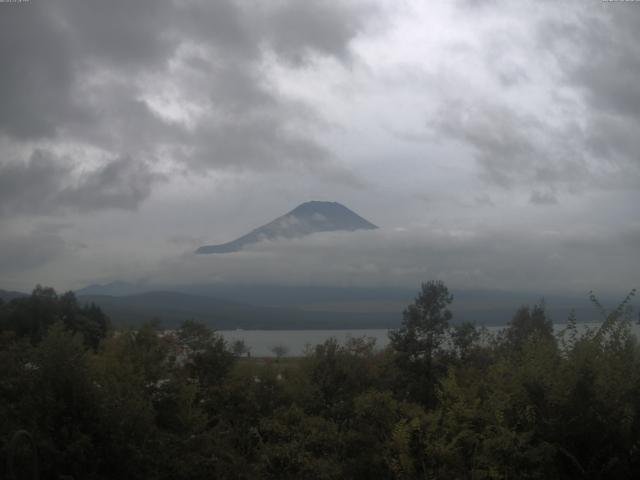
142,225,639,296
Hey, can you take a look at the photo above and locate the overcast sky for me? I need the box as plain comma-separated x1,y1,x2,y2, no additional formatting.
1,0,639,295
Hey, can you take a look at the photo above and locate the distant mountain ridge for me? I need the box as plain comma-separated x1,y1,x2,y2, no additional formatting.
0,289,28,302
76,281,150,297
2,282,623,329
69,282,618,329
196,201,378,254
77,290,397,330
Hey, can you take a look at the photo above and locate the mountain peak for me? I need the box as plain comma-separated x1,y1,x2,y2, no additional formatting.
290,201,351,214
196,201,377,254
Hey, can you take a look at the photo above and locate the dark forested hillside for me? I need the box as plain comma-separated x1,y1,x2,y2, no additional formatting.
0,289,27,302
1,283,639,479
76,291,399,329
72,284,616,329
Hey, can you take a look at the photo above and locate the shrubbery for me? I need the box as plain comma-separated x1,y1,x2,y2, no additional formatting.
0,283,638,479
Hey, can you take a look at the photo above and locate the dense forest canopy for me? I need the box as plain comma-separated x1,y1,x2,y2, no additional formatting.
1,282,639,479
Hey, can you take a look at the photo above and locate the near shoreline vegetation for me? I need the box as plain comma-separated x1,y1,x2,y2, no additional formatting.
1,282,639,478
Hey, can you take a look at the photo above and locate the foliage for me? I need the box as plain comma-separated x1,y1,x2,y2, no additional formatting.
503,302,554,352
0,286,109,349
1,283,640,479
270,344,289,361
388,280,454,405
232,339,250,357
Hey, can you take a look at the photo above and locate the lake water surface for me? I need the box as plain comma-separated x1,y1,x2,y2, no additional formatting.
220,322,640,357
220,329,391,357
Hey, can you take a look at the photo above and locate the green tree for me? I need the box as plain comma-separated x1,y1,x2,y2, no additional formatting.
504,302,553,351
232,339,250,357
389,280,453,405
450,321,481,361
256,405,342,480
271,344,289,361
31,323,101,479
176,320,235,389
176,319,215,351
0,286,109,349
302,337,378,420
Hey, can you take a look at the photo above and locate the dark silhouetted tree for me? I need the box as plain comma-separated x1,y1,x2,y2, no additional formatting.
504,302,553,350
271,344,289,361
389,280,453,405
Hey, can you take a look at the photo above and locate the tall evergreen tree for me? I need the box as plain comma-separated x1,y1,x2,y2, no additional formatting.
389,280,453,405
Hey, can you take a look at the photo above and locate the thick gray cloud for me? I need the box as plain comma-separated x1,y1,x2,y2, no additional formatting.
0,0,376,289
564,9,640,185
562,7,640,119
429,100,588,190
529,190,557,206
0,2,85,138
57,155,162,212
0,0,371,184
0,150,159,216
142,224,640,295
63,0,178,69
1,0,638,295
532,5,640,186
0,150,70,216
406,0,640,200
261,1,370,65
0,225,70,273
